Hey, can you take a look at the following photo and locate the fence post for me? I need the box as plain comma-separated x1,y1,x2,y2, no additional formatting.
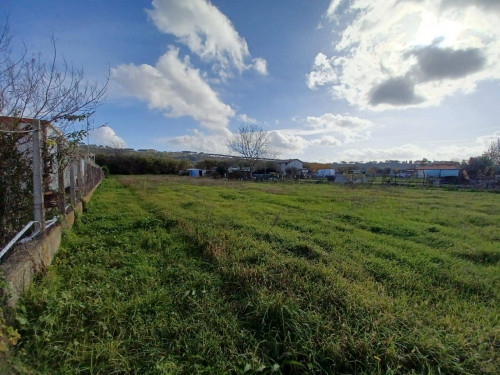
32,119,45,232
70,160,76,207
56,139,66,215
90,161,94,190
77,159,83,199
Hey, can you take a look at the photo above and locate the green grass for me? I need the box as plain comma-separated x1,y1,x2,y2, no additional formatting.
10,176,500,374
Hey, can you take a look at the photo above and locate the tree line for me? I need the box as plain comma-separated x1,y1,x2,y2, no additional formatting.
95,153,192,176
462,139,500,179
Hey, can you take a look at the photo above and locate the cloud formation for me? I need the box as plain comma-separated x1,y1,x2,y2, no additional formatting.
310,0,500,109
155,112,372,158
268,131,310,154
410,45,486,82
341,131,500,162
441,0,500,12
147,0,267,77
303,113,372,143
112,47,234,131
307,53,337,90
158,129,229,154
252,58,268,75
369,77,423,106
267,113,372,157
90,126,127,148
238,114,257,124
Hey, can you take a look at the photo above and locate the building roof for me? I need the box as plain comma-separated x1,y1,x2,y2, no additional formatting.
416,163,461,170
275,159,302,163
0,116,52,128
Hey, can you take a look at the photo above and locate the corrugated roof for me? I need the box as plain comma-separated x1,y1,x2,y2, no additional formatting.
416,164,460,170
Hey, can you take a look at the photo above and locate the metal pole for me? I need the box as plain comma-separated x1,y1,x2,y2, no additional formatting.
32,119,45,232
56,139,66,215
70,160,76,207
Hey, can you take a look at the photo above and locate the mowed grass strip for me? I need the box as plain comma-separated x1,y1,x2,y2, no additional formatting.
12,176,500,374
12,179,261,374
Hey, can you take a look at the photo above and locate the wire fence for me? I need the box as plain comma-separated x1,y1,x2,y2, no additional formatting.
0,117,103,257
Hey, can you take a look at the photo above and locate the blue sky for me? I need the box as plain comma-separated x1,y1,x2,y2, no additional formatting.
3,0,500,162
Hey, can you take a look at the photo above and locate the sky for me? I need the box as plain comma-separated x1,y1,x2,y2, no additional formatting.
2,0,500,162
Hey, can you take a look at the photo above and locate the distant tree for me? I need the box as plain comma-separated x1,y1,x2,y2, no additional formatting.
285,166,301,178
483,139,500,165
365,166,381,177
337,165,360,174
263,160,279,174
303,162,331,173
94,153,191,175
196,159,217,170
215,160,232,178
227,124,274,176
465,155,494,178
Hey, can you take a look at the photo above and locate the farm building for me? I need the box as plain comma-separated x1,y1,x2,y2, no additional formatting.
416,163,461,178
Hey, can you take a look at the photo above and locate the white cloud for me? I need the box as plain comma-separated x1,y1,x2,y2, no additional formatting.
340,131,500,162
306,113,371,130
312,136,342,146
307,53,337,90
157,129,228,154
342,144,430,162
325,0,343,20
111,47,234,131
303,113,372,143
268,113,373,157
238,114,258,124
269,130,310,155
476,131,500,149
146,0,267,77
252,58,268,75
312,0,500,109
90,126,127,148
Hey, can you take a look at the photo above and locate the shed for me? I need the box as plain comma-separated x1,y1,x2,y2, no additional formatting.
417,164,460,178
186,168,206,177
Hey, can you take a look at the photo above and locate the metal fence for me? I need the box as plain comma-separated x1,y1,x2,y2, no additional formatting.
0,117,102,260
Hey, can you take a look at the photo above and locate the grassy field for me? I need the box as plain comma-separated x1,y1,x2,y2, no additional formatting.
9,176,500,374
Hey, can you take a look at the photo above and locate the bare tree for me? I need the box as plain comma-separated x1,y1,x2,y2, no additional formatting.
227,124,275,176
0,20,108,217
0,21,108,134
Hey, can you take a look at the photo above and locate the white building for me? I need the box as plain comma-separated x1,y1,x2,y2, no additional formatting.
275,159,303,173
